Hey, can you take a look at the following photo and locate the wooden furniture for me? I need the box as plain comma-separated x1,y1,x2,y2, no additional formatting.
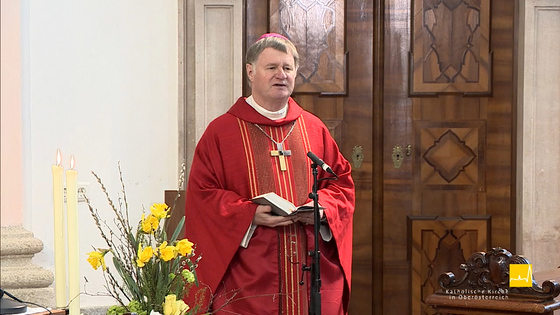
164,190,186,239
426,248,560,314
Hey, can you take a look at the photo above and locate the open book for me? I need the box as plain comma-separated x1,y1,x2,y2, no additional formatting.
251,192,322,216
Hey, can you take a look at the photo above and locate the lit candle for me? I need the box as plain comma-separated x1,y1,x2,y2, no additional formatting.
66,155,80,315
52,149,66,308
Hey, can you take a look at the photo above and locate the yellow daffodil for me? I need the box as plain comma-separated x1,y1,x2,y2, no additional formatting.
141,213,159,234
85,168,200,315
136,244,154,267
159,241,177,261
175,238,194,256
150,203,170,220
163,294,189,315
162,294,176,315
86,250,108,271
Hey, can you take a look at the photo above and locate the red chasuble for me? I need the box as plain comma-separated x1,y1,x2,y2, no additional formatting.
184,97,354,315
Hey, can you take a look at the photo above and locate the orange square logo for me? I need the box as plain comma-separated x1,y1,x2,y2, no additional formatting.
509,264,532,287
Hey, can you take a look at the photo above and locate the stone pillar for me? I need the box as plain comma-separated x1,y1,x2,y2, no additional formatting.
0,225,54,307
518,0,560,272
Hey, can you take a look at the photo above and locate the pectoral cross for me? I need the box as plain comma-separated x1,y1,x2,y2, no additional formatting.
270,142,291,171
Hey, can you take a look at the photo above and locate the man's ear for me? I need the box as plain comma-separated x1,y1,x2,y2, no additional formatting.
246,63,254,82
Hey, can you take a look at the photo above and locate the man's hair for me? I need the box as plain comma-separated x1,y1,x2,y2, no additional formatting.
246,34,299,69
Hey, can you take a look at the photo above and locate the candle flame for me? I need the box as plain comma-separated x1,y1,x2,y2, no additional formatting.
70,155,75,170
56,149,61,166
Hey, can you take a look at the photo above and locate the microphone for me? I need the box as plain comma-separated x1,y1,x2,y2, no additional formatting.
307,151,337,177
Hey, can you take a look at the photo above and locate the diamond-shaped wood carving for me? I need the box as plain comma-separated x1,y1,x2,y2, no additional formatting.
416,121,485,188
423,130,476,183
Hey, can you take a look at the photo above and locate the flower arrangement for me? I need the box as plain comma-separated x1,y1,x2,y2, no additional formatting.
84,164,203,315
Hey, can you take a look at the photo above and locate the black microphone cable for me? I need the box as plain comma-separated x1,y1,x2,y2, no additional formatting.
1,288,52,315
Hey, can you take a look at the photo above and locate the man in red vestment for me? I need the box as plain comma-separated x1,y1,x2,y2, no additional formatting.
184,33,354,315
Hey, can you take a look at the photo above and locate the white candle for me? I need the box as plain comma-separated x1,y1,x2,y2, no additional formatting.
66,155,80,315
52,149,67,308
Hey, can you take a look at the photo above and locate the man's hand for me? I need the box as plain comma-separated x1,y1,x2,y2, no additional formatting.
253,205,294,227
292,209,324,225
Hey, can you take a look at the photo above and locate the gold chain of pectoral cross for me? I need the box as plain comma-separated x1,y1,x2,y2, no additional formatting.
253,121,296,171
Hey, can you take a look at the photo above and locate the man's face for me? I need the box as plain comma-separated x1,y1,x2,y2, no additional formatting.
246,47,297,108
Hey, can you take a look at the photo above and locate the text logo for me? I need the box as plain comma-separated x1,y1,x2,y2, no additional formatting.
509,264,532,287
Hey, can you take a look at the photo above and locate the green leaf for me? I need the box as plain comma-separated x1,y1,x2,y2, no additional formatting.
112,256,142,301
170,216,185,242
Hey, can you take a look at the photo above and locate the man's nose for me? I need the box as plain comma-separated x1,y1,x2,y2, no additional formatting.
275,68,287,79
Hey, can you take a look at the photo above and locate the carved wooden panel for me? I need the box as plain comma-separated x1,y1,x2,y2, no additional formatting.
427,248,560,313
410,0,492,95
416,121,485,189
270,0,346,95
408,215,491,314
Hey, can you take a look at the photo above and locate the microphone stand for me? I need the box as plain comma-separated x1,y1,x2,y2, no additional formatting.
302,155,338,315
307,162,322,315
302,163,338,315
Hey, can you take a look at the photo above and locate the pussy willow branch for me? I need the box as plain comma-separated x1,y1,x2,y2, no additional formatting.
87,169,141,297
110,216,136,267
90,169,136,266
85,198,129,262
82,278,116,299
163,162,187,232
84,195,112,249
85,194,139,299
103,269,129,307
91,170,132,239
117,162,132,234
111,235,136,276
174,162,186,203
90,171,118,215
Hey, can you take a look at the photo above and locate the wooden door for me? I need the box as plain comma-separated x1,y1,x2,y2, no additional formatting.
245,1,375,314
244,1,517,314
380,0,517,314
